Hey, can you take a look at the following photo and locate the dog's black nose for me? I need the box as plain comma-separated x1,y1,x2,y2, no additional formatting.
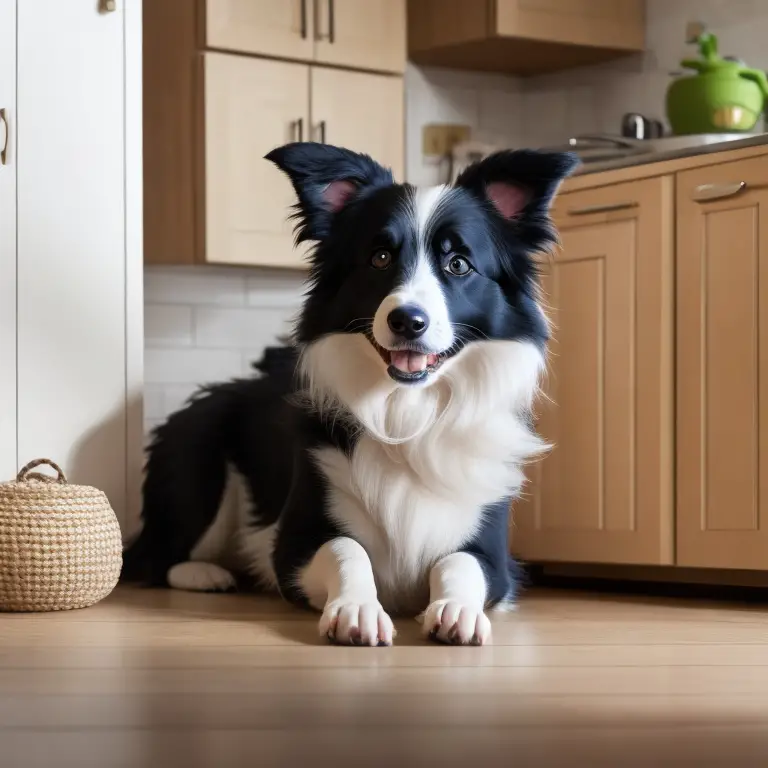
387,305,430,340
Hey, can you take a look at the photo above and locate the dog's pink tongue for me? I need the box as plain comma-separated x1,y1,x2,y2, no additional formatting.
391,351,427,373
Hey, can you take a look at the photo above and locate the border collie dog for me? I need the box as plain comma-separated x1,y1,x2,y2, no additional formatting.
124,142,577,646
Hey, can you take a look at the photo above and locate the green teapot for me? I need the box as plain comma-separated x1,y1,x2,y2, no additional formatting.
666,29,768,135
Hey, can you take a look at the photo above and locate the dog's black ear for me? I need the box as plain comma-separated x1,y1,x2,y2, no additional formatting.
455,150,579,251
265,142,394,242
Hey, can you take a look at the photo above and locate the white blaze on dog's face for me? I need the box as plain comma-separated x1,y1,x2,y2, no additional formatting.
266,142,578,393
370,185,456,382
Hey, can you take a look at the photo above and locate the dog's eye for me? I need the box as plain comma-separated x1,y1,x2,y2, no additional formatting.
370,249,392,270
445,256,472,276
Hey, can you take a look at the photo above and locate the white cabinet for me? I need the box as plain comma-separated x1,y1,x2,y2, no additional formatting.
0,0,16,482
0,0,143,531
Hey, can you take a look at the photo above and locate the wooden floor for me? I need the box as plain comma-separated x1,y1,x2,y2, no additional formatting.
2,587,768,767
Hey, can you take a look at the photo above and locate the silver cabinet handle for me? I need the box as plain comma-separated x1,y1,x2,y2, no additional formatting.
566,201,638,216
293,118,304,142
300,0,307,39
692,181,747,202
0,108,8,166
318,120,327,143
316,0,335,41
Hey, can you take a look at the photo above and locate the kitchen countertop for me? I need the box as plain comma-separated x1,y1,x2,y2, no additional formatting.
574,132,768,175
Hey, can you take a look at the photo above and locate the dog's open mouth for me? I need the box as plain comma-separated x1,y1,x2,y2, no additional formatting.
367,336,448,384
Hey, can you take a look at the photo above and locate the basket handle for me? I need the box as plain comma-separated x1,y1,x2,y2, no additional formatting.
16,458,68,484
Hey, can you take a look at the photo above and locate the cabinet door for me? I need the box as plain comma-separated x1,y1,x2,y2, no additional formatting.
0,0,16,480
495,0,644,51
204,54,310,268
314,0,406,73
512,177,674,565
677,156,768,570
16,0,142,527
311,68,404,181
204,0,314,61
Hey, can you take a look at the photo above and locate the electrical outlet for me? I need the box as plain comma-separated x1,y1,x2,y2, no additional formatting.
422,124,472,157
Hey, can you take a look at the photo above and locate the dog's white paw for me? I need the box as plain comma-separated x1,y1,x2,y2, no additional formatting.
422,600,492,646
167,561,236,592
319,600,395,646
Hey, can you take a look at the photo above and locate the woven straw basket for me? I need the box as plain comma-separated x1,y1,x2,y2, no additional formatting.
0,459,122,612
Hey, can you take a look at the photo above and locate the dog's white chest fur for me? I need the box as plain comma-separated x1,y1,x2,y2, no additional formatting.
314,438,485,613
306,337,547,613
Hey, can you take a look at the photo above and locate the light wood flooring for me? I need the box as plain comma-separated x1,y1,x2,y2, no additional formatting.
2,586,768,767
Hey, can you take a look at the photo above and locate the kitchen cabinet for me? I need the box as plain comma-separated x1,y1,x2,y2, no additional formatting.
204,0,316,62
408,0,645,76
145,0,405,268
513,143,768,579
203,55,310,269
513,176,674,565
311,67,405,174
0,0,143,530
0,0,16,482
676,155,768,570
314,0,406,74
203,0,406,74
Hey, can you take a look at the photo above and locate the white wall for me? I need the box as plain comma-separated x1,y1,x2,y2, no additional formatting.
144,0,768,433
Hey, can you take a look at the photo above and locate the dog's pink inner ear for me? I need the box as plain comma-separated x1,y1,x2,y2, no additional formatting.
323,180,358,212
486,182,530,219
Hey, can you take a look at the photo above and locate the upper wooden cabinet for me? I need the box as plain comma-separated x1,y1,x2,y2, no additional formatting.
203,55,311,270
311,67,404,178
513,176,674,565
144,0,404,268
408,0,645,76
676,155,768,571
205,0,315,62
203,0,406,74
315,0,407,74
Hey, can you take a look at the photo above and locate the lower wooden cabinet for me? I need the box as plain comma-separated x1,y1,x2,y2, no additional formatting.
676,155,768,570
513,176,674,565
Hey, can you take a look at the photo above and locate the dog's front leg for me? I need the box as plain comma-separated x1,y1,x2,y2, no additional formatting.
422,552,492,646
298,537,395,647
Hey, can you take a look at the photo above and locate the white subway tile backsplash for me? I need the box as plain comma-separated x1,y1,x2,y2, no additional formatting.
246,271,305,308
145,348,243,385
477,88,524,144
194,306,295,350
144,267,247,306
163,383,201,416
144,305,193,347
